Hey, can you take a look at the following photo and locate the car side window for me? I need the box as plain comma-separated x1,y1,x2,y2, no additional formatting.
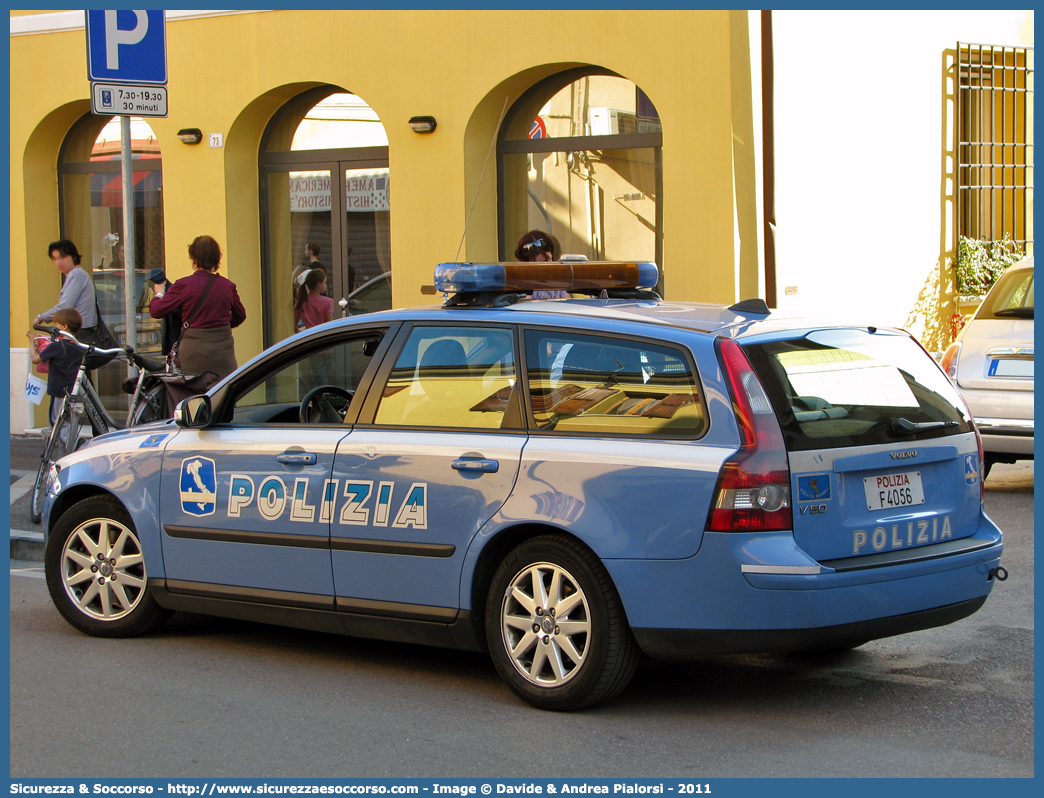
374,326,517,429
229,333,383,424
524,331,707,438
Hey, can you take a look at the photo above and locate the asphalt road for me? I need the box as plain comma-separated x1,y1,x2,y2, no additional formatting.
7,437,1034,778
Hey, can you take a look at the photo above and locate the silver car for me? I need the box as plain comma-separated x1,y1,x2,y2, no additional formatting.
346,271,391,315
941,257,1034,477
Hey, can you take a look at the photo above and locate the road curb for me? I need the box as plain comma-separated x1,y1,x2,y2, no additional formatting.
11,531,45,562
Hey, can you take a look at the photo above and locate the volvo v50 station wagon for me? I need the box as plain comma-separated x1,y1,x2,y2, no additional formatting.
40,261,1005,710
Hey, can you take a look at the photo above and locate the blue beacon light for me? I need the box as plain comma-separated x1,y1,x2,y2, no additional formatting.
434,261,659,294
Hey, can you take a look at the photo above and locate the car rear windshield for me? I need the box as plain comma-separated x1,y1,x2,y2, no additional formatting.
976,265,1034,320
743,329,972,451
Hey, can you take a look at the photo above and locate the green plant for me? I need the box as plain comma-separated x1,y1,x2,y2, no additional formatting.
956,234,1025,296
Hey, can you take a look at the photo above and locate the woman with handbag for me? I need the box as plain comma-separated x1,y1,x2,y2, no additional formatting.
149,235,246,381
32,240,98,336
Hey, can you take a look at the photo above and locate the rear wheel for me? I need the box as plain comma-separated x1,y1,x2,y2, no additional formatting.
486,535,640,710
130,383,167,425
44,495,171,637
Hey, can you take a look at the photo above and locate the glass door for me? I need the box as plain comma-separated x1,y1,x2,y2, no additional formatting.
264,166,334,343
261,152,390,347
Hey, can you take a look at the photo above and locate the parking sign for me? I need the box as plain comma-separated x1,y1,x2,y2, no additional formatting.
86,10,167,84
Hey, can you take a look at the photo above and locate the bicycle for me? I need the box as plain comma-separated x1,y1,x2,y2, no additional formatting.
29,324,193,524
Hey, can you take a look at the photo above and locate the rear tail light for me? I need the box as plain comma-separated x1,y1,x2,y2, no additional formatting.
940,342,962,379
974,424,985,502
706,338,792,532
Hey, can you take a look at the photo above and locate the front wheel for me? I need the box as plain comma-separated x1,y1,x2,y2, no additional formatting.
44,495,171,637
30,397,82,524
486,535,640,710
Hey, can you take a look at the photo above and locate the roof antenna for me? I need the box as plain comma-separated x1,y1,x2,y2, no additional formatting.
454,95,510,263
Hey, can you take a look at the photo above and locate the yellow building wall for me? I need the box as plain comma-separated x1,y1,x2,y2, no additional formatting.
10,9,759,425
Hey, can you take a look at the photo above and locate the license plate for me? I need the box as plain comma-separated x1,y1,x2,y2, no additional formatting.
864,471,925,511
989,358,1033,378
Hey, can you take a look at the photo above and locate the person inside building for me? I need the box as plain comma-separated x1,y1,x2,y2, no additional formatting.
32,240,98,342
345,242,355,293
294,268,335,330
293,241,326,289
149,235,246,380
27,306,83,424
515,230,568,299
107,241,125,272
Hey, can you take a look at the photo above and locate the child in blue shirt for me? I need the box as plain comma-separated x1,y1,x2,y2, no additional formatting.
28,307,84,424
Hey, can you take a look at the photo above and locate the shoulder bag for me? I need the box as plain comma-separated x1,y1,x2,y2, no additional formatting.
82,300,120,370
167,273,217,372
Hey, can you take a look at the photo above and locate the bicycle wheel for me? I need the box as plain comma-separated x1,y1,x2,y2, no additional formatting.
30,398,82,524
129,383,167,426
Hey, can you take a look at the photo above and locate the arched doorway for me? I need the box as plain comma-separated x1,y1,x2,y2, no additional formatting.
57,114,164,413
497,69,663,292
259,87,391,346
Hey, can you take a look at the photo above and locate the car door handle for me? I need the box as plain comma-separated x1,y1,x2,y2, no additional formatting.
451,458,499,473
277,453,317,465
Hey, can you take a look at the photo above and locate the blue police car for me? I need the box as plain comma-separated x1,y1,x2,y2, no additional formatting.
40,260,1005,710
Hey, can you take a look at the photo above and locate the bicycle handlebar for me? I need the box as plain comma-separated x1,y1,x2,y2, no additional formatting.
34,324,177,375
35,324,129,357
56,328,131,357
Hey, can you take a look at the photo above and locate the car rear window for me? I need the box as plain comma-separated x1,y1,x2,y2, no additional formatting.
743,329,972,451
976,265,1034,320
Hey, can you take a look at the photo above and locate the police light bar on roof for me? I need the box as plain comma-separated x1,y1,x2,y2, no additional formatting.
434,261,659,294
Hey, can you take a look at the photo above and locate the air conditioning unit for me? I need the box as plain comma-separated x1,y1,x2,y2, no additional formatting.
589,107,637,136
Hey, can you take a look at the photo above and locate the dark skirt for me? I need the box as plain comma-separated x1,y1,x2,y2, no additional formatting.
178,326,238,380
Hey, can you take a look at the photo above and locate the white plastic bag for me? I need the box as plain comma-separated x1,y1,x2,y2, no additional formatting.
25,372,46,405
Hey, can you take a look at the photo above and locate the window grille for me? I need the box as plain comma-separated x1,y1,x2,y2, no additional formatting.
956,43,1034,256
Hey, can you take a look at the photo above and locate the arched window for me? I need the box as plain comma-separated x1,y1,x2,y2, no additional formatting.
259,88,390,345
498,70,662,291
58,114,164,413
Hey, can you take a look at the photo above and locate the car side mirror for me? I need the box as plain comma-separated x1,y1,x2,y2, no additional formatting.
175,394,213,428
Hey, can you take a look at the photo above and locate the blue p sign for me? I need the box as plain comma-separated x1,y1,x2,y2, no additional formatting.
86,10,167,84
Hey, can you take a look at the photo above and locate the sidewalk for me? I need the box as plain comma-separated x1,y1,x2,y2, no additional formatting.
10,433,46,561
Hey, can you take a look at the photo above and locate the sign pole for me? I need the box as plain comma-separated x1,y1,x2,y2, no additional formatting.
120,115,136,372
86,10,168,376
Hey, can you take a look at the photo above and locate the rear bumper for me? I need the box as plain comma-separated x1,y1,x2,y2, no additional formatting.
633,597,986,658
957,386,1034,455
606,524,1003,659
975,417,1034,455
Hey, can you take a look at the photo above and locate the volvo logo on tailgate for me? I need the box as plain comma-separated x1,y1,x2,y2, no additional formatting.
890,450,918,460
